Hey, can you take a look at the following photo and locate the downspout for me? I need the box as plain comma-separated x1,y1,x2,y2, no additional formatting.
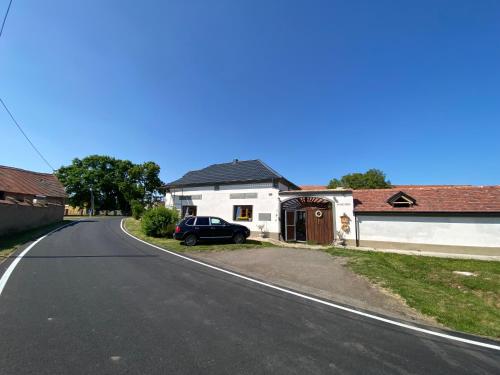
355,213,360,247
331,197,337,245
278,196,282,242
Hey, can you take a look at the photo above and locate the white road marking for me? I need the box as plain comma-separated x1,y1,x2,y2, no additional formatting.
0,221,77,297
120,219,500,351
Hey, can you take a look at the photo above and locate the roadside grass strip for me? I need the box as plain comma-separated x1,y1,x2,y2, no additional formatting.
324,247,500,339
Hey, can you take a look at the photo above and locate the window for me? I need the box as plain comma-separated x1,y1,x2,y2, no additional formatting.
233,205,253,221
195,217,210,225
210,217,225,225
182,205,197,217
387,192,416,208
184,217,195,226
214,185,220,191
0,191,4,200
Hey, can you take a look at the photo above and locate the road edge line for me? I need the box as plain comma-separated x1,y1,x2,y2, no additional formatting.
120,219,500,351
0,221,78,297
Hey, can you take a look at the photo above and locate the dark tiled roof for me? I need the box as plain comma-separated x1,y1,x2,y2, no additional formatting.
165,159,298,188
353,186,500,213
0,165,66,198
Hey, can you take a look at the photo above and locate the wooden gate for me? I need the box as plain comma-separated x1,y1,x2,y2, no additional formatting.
281,197,334,245
305,207,333,244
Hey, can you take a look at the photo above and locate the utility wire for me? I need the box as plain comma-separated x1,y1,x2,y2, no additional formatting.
0,0,13,41
1,1,55,172
0,1,55,173
0,97,55,171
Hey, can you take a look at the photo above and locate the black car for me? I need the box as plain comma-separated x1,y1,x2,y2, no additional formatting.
173,216,251,246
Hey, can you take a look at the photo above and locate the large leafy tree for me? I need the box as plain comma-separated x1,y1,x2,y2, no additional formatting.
327,169,391,190
56,155,163,213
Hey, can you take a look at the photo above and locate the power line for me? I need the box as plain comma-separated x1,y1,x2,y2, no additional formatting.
0,0,13,41
1,1,55,172
0,1,55,173
0,97,55,172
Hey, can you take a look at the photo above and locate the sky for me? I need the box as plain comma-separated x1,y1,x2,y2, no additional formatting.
1,0,499,186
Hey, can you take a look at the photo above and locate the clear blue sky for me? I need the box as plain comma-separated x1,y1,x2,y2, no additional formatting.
1,0,499,186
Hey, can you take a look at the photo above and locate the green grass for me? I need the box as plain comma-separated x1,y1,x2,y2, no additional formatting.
324,247,500,339
0,220,73,262
124,218,276,253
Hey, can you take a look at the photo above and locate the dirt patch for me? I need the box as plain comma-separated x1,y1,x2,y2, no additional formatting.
189,247,437,326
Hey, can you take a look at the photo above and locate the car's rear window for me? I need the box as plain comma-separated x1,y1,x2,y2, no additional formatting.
195,217,209,225
184,217,195,225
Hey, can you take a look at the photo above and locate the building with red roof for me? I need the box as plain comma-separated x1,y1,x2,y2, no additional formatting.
0,165,66,236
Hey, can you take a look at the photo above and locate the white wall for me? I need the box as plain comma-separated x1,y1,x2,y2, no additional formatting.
357,215,500,248
333,193,356,241
165,183,281,234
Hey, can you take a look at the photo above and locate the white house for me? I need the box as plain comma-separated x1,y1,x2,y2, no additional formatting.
164,159,355,244
164,159,500,255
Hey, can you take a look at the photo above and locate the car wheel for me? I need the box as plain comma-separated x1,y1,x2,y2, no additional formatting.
233,232,245,244
184,234,197,246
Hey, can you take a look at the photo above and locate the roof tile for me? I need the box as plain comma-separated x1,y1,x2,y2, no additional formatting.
0,165,66,198
353,186,500,213
166,159,297,188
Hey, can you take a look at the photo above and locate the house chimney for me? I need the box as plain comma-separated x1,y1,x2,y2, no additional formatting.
233,159,239,164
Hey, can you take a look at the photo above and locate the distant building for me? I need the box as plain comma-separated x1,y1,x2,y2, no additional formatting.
0,165,66,236
0,165,65,205
164,159,500,255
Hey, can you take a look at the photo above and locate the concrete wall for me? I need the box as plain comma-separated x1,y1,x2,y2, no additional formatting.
165,183,282,236
0,202,64,236
357,214,500,252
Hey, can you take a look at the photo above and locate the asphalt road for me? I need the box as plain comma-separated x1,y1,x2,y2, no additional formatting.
0,217,498,374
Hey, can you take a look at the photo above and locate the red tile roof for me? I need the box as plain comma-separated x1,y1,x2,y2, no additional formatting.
353,186,500,213
0,165,66,198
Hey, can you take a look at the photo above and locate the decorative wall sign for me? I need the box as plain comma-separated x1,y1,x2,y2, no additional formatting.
340,213,351,233
315,210,323,218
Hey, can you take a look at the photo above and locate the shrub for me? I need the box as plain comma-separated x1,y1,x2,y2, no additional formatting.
164,223,177,237
131,200,145,220
141,207,179,237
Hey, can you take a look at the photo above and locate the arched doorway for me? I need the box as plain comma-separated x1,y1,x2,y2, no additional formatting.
281,197,334,245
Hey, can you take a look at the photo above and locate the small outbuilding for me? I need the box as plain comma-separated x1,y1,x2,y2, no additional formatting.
353,186,500,255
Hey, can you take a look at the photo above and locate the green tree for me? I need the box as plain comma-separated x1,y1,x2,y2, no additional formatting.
56,155,164,214
327,169,391,190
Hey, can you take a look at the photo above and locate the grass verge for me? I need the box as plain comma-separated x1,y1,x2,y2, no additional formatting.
324,247,500,339
123,218,276,253
0,220,73,264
